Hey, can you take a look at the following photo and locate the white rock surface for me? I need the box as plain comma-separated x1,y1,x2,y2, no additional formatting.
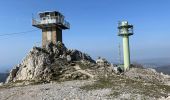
0,80,112,100
6,43,96,83
0,83,3,86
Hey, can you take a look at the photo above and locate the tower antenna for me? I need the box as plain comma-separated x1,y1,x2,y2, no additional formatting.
118,21,134,71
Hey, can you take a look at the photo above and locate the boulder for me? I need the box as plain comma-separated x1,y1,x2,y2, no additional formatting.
0,82,3,86
96,57,110,66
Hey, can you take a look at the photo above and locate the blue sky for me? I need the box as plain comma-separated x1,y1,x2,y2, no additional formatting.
0,0,170,72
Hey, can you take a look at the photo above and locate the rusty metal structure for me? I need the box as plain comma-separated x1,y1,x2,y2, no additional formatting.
32,11,70,47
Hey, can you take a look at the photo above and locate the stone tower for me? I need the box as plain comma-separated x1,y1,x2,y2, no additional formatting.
32,11,70,47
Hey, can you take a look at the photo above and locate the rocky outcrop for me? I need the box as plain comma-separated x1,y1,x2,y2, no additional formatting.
124,67,170,84
96,57,110,66
3,42,170,99
6,42,111,83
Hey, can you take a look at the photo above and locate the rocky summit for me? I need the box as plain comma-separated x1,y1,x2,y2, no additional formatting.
6,42,113,83
1,42,170,100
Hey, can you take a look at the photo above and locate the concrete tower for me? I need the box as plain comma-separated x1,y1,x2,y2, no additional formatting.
32,11,70,47
118,21,134,71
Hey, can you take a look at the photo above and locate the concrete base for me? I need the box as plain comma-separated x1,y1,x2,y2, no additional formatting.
42,27,62,48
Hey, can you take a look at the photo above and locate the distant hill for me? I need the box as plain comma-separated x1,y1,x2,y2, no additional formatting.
0,73,9,83
136,57,170,67
155,65,170,75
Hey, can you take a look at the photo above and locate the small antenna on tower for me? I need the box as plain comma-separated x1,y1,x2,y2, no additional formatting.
117,21,134,71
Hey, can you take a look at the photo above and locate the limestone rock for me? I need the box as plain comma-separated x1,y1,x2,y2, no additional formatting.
96,57,110,66
68,49,95,62
6,42,97,83
0,82,3,86
6,66,19,83
124,68,170,84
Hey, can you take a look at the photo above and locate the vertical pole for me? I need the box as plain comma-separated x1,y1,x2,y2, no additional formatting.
123,36,130,71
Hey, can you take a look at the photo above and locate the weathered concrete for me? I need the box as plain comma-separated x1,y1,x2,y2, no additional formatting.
42,28,62,48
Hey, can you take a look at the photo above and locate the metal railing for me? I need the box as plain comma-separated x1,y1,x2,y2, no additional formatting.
118,21,133,36
32,17,70,29
32,19,40,25
118,28,134,36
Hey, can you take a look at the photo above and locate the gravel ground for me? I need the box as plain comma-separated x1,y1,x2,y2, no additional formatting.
0,79,169,100
0,80,112,100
